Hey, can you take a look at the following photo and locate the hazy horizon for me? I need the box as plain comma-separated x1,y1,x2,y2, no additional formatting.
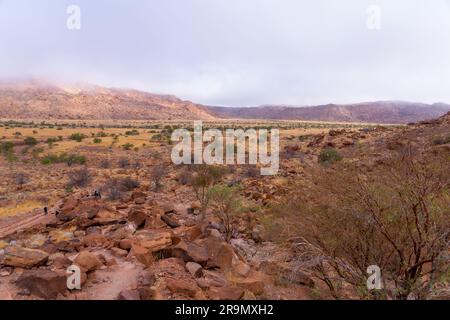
1,0,450,107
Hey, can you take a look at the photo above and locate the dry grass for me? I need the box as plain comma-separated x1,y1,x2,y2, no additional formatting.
0,200,44,218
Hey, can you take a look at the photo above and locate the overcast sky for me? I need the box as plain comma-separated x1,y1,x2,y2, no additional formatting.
1,0,450,106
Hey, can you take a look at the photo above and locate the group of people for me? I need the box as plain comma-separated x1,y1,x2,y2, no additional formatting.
42,189,102,216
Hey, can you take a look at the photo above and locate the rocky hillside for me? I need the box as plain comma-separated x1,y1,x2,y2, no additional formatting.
209,101,450,124
0,80,215,121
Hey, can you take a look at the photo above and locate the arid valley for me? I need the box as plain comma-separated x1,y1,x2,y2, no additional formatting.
0,82,448,301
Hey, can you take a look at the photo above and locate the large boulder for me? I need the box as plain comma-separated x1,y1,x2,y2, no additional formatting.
57,197,80,221
196,270,227,289
73,251,104,272
165,241,209,266
231,276,265,296
16,270,67,299
161,215,180,228
93,208,123,225
134,230,172,252
128,208,148,228
2,246,49,268
165,278,199,298
203,238,237,270
82,233,110,248
130,244,154,267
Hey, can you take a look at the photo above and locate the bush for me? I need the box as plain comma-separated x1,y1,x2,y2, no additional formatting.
24,136,38,146
14,172,29,188
125,129,139,136
66,154,87,166
299,135,312,142
41,153,86,166
177,168,192,185
122,143,134,150
121,177,140,191
0,141,14,154
210,185,243,242
46,137,58,148
278,152,450,299
67,167,91,188
118,157,130,168
151,164,167,192
69,133,87,142
93,138,102,144
102,177,140,200
318,148,342,165
99,158,111,169
432,135,450,145
96,131,108,137
191,165,226,220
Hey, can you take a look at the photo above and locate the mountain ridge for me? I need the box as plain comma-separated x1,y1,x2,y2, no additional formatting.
208,101,450,124
1,80,449,124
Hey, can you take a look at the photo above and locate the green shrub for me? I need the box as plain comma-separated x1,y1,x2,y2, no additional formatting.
41,154,60,165
122,143,134,150
318,148,343,165
299,135,312,142
93,138,102,144
0,141,14,154
69,133,87,142
125,129,140,136
41,153,87,166
24,136,38,146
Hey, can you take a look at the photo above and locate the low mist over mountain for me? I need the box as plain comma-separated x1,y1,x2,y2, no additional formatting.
0,80,449,124
209,102,450,124
0,79,215,121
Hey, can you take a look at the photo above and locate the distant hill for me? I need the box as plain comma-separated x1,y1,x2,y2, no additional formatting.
0,79,215,120
207,102,450,124
1,80,449,123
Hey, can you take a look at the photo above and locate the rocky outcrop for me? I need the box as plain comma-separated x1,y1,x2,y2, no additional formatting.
2,246,49,268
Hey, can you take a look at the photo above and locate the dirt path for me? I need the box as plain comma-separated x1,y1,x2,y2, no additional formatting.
81,259,144,300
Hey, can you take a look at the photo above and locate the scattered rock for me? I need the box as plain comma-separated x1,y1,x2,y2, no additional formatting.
128,208,148,228
208,286,244,300
167,240,209,266
233,262,251,277
165,278,199,298
119,239,133,251
135,230,172,252
110,247,128,257
161,215,180,228
82,233,109,247
251,225,264,243
130,244,154,267
118,289,141,300
73,251,104,272
185,262,203,278
2,246,49,268
16,270,67,299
